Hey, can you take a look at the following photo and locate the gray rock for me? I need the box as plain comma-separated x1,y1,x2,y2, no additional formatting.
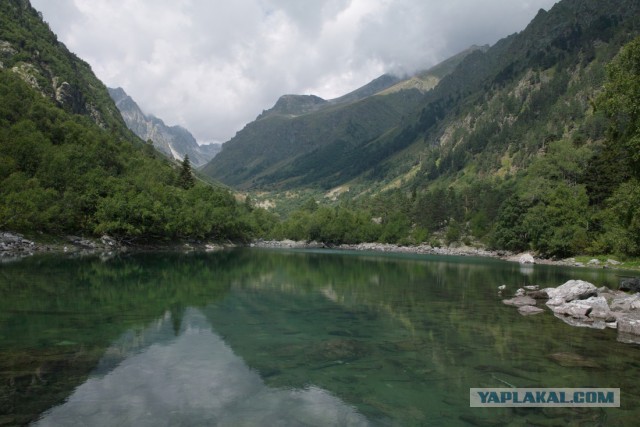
587,259,600,266
550,296,613,320
620,277,640,293
551,300,592,319
618,316,640,337
514,288,526,297
524,285,539,291
545,280,597,306
527,290,549,300
554,313,604,329
55,81,73,106
617,332,640,345
0,232,36,254
101,235,119,247
519,253,535,264
503,296,537,307
610,293,640,312
582,296,614,320
518,305,544,316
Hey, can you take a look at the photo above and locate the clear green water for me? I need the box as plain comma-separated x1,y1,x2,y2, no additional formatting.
0,248,639,426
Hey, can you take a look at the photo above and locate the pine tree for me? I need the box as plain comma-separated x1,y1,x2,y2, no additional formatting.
177,155,195,189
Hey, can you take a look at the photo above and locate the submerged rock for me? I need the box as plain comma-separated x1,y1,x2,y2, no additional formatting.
518,305,544,316
548,352,600,368
503,296,537,307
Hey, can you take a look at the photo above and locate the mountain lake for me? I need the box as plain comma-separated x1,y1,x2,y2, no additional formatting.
1,248,639,426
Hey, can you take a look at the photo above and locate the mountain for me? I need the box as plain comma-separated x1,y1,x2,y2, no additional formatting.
202,45,482,189
108,87,220,167
0,0,257,244
203,0,640,193
0,1,127,135
199,0,640,259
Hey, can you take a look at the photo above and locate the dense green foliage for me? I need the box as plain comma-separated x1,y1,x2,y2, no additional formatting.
0,1,273,243
0,69,273,241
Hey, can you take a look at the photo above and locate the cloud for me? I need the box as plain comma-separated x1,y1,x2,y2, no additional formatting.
31,0,559,143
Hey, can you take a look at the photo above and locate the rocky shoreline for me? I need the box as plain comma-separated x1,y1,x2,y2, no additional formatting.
5,232,640,343
252,239,513,257
249,239,627,269
0,234,634,272
502,279,640,344
0,232,230,261
0,232,126,261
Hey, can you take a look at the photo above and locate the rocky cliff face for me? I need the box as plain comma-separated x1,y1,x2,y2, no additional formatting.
0,10,124,133
108,87,220,167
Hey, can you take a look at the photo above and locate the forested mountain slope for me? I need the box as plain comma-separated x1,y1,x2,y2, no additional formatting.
260,0,640,258
202,47,482,189
0,0,265,242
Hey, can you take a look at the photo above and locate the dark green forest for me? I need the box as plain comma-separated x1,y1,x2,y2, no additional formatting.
0,69,276,241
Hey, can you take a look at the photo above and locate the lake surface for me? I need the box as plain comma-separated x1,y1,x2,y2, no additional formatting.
0,248,639,426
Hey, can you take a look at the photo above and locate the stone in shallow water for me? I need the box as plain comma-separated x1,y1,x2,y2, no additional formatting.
551,300,592,319
617,316,640,336
610,293,640,312
546,280,597,306
554,313,605,330
617,331,640,345
503,296,536,307
527,290,549,300
518,305,544,316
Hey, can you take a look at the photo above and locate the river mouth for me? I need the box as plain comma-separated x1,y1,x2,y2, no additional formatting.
1,248,638,426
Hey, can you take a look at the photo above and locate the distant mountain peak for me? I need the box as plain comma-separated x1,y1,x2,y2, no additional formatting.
108,87,220,167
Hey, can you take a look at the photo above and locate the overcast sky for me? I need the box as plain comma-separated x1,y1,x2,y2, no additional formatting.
31,0,559,144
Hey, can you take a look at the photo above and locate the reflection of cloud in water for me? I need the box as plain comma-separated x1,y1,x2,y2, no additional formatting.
35,308,369,427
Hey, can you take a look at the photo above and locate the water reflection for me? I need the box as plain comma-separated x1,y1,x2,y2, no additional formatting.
36,308,369,427
1,249,639,425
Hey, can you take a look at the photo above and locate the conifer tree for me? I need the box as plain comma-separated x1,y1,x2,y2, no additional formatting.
177,155,195,189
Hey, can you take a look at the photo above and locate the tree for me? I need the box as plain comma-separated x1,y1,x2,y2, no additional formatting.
598,36,640,176
177,155,195,189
